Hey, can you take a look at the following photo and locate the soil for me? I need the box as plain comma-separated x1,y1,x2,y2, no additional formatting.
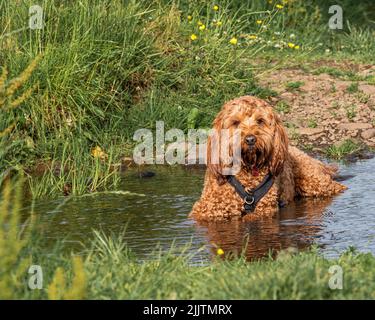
258,61,375,157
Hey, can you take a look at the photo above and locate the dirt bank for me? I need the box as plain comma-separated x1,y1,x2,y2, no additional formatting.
259,61,375,156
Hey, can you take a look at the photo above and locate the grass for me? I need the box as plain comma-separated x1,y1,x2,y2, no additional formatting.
0,177,32,299
301,144,314,152
275,101,291,114
311,67,373,82
6,228,375,300
356,92,370,104
307,118,318,128
2,173,375,300
368,75,375,85
1,1,375,300
346,82,359,93
50,238,375,299
285,81,304,91
345,104,357,121
329,83,337,93
325,139,362,160
0,0,374,197
1,0,271,196
311,66,361,80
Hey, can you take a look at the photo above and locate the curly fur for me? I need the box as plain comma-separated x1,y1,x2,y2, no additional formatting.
189,96,347,221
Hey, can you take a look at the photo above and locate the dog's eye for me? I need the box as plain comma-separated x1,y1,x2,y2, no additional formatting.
257,118,265,125
231,120,240,127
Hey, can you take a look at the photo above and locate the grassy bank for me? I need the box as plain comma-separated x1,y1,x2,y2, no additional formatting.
1,178,375,300
54,244,375,300
1,0,374,197
7,229,375,299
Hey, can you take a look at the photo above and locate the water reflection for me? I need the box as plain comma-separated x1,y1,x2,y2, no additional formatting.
200,197,333,260
23,157,375,262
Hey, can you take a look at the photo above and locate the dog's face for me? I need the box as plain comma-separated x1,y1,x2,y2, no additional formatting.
207,96,288,184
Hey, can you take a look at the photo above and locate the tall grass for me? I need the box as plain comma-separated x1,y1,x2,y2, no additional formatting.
5,225,375,299
0,177,87,299
0,178,31,299
0,56,40,177
1,0,374,197
83,241,375,300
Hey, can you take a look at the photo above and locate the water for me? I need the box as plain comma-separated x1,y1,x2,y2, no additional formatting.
23,157,375,262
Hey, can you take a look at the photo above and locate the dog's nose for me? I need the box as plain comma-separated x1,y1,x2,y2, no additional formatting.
245,135,257,145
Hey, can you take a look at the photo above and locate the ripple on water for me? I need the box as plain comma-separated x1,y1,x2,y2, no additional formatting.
23,158,375,261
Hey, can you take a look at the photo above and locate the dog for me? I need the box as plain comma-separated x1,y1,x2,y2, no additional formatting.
189,96,347,221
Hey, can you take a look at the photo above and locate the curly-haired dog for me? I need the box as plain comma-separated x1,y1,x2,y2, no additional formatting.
190,96,347,221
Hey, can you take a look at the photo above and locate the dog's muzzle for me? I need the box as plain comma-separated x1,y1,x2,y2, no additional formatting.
245,135,257,147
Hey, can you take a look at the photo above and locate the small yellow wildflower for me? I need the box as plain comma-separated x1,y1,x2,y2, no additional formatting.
294,45,300,50
187,15,192,21
217,248,224,255
229,37,238,45
197,21,203,26
248,35,257,40
256,20,263,24
199,24,206,31
276,4,284,9
91,146,107,160
213,5,219,11
216,21,222,26
190,34,198,41
288,42,295,48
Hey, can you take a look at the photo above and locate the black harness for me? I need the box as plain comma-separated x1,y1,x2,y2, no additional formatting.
226,173,274,215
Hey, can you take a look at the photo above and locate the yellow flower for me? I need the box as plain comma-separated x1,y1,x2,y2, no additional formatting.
288,42,295,48
248,35,257,40
91,146,107,160
213,5,219,11
199,24,206,31
294,45,300,50
229,37,238,45
268,0,273,3
276,4,284,9
256,20,263,24
217,248,224,255
190,34,198,41
216,21,222,26
187,15,192,21
197,21,203,26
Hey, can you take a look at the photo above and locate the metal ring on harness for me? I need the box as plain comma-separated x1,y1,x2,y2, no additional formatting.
244,195,255,205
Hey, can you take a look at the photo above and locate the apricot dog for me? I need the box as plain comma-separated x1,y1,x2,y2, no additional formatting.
190,96,346,221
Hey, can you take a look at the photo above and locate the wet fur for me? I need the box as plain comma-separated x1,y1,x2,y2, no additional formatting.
190,96,347,221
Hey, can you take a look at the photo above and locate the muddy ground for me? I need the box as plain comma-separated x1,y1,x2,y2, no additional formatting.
259,61,375,155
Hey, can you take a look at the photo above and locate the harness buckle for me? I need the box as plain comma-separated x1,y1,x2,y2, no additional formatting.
244,194,255,205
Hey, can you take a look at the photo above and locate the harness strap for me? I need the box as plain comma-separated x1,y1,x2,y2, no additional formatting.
226,173,274,215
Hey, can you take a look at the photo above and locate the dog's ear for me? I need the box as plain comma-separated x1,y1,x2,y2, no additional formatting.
206,114,226,185
269,114,288,176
